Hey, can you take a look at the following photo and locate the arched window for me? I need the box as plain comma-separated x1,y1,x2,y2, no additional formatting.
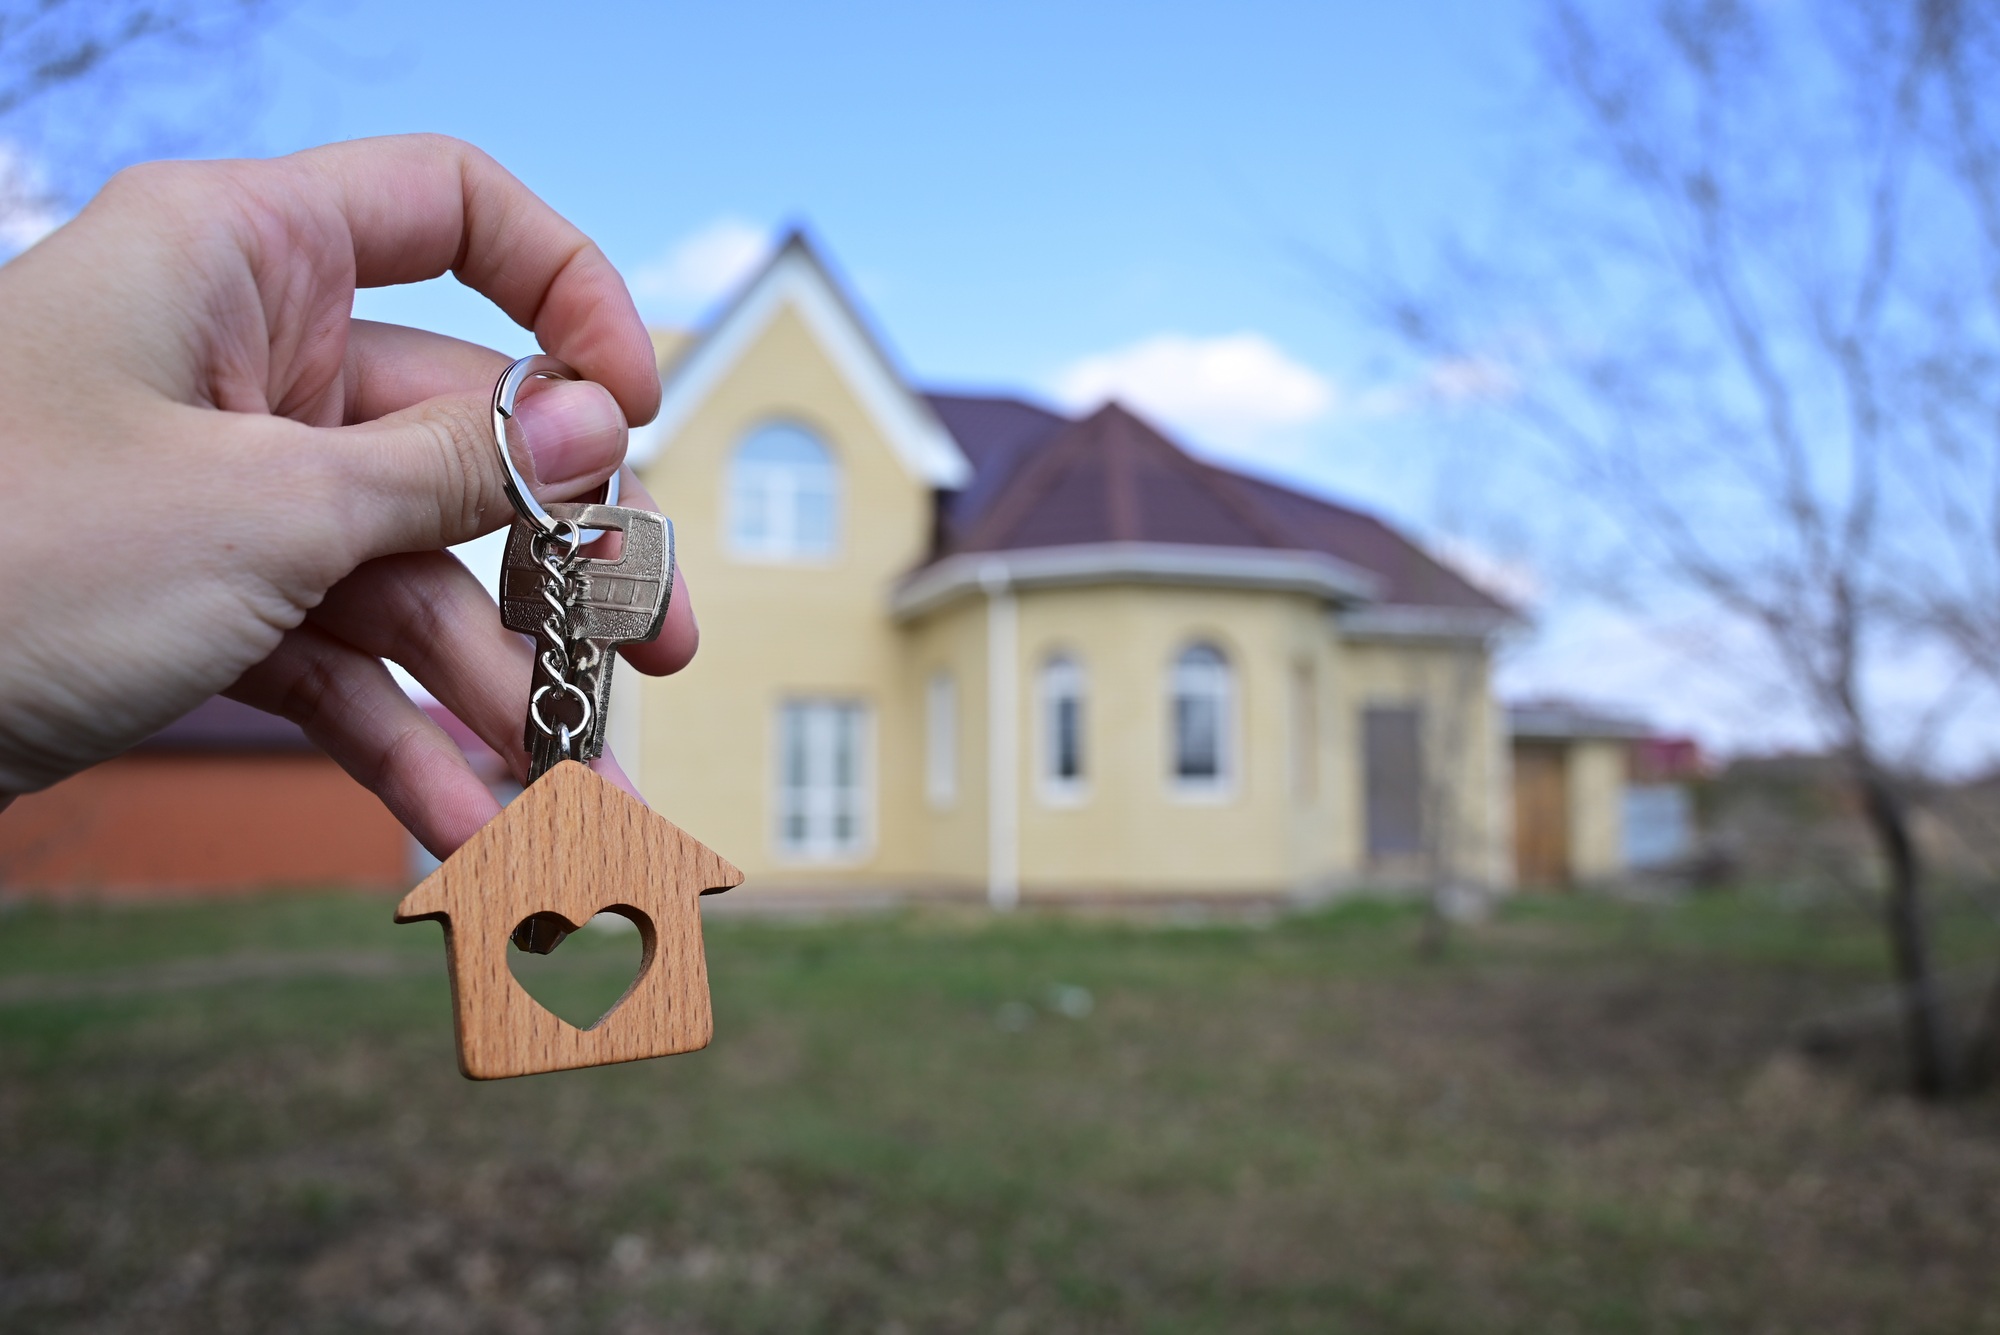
1171,642,1233,792
1039,654,1086,800
728,422,838,560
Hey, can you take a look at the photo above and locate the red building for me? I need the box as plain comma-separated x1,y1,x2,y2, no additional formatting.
0,697,411,900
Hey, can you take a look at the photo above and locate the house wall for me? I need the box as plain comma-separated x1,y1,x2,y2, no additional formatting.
1334,636,1507,890
900,596,989,891
1567,738,1628,883
994,583,1326,896
0,753,408,897
631,302,938,889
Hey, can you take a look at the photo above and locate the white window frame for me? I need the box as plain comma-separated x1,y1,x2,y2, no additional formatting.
1038,653,1089,806
1169,641,1237,803
925,670,957,809
727,421,840,563
772,698,874,863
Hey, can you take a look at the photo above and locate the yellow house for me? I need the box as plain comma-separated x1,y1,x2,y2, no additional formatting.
624,233,1517,906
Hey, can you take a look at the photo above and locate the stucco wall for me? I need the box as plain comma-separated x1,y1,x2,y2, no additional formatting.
632,302,936,888
1334,636,1507,890
1566,738,1628,883
994,583,1324,895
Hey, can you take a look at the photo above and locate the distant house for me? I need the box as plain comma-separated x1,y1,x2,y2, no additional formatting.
625,232,1519,904
1508,699,1700,888
0,697,409,899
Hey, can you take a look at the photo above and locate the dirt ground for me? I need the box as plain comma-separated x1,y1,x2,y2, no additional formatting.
0,892,1996,1333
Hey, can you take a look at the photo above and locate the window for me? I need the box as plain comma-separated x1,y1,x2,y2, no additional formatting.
1039,654,1086,800
925,671,957,808
776,701,869,859
728,422,838,560
1171,643,1233,793
1363,706,1423,859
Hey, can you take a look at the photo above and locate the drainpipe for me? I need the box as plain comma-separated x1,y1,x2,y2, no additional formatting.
982,561,1019,911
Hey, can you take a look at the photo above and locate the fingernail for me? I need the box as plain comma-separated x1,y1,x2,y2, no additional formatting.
515,380,627,492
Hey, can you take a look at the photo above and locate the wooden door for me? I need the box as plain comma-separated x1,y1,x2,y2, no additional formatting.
1512,742,1570,889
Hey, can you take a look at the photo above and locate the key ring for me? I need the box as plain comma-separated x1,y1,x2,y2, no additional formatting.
491,355,621,533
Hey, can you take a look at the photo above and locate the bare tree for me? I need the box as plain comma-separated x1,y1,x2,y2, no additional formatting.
0,0,284,247
1357,0,2000,1097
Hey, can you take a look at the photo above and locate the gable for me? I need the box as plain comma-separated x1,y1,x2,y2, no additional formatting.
633,232,970,488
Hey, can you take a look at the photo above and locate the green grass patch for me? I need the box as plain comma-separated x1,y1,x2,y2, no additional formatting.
1,889,1996,1333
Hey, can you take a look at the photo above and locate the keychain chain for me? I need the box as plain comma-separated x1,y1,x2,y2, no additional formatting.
526,517,598,776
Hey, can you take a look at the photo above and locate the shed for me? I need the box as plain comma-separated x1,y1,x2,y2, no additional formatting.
1508,699,1648,889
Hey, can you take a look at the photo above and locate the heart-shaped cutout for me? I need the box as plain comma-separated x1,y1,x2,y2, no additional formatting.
507,910,647,1030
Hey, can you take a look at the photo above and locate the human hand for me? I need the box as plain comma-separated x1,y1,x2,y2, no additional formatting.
0,133,697,856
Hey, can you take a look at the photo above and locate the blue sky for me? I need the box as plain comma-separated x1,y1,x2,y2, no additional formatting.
3,0,1848,754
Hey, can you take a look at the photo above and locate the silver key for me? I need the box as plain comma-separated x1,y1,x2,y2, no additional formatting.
499,501,674,776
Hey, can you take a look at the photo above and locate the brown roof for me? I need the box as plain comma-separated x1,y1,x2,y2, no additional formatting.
923,395,1509,614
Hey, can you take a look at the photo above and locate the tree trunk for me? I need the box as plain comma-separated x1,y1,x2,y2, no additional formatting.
1965,971,2000,1093
1858,773,1957,1098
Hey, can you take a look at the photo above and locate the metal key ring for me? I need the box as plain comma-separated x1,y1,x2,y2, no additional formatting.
491,355,622,534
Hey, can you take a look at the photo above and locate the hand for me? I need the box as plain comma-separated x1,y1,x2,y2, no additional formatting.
0,134,698,856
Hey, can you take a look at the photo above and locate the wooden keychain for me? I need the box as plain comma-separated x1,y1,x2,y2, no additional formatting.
396,355,743,1080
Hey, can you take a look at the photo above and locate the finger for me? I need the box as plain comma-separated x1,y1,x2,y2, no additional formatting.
284,134,659,423
327,373,630,556
341,320,508,423
602,469,698,677
226,624,502,857
308,557,651,811
304,551,534,783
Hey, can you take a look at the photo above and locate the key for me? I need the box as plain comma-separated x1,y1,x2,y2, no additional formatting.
499,501,675,776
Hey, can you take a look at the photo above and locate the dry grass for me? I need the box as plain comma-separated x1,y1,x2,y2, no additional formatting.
0,891,1996,1333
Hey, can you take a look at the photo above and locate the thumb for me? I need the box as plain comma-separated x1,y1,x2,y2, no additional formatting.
336,376,629,557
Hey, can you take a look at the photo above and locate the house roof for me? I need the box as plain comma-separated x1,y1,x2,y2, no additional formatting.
1508,698,1650,741
920,393,1510,617
637,230,970,487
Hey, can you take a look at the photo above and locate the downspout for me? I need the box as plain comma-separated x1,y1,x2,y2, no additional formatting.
983,561,1019,911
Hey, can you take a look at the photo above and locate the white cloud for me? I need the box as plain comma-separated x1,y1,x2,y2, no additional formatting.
1050,332,1335,451
0,142,62,257
626,217,768,321
1431,534,1543,608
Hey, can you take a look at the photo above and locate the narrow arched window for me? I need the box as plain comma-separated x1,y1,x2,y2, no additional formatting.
728,422,838,560
1039,654,1086,800
1171,642,1233,791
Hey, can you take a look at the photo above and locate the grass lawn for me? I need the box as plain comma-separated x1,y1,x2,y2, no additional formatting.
1,890,1997,1334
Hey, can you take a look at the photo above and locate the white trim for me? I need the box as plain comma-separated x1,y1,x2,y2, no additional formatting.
724,420,841,562
893,543,1381,620
1167,641,1239,805
769,697,876,866
1035,653,1090,808
1336,604,1517,643
985,565,1019,910
634,240,970,487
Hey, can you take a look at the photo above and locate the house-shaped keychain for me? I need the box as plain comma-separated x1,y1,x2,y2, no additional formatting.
396,759,744,1080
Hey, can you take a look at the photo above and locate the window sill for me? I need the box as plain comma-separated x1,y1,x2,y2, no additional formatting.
1037,782,1091,808
1168,781,1237,806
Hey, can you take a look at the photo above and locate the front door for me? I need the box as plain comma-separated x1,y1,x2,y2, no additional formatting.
1512,741,1570,889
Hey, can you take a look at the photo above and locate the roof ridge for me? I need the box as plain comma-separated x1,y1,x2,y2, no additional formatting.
1108,405,1298,550
952,408,1102,552
1106,407,1142,542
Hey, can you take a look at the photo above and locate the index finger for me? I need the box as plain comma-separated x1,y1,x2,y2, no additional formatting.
288,134,660,426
